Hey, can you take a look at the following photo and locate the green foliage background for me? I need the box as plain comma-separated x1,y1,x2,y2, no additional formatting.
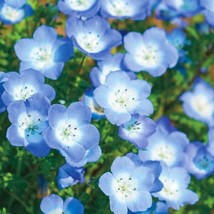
0,0,213,213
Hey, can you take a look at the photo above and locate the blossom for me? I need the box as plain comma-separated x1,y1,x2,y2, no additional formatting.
57,163,85,189
2,69,55,106
200,0,214,26
180,78,214,126
153,164,199,210
94,71,153,126
155,0,201,20
0,71,13,113
66,16,122,60
45,102,101,167
139,117,189,167
0,0,33,24
100,0,151,20
185,142,214,179
185,127,214,179
118,114,156,149
123,27,178,77
40,194,84,214
14,25,73,80
6,94,51,157
58,0,100,17
99,156,155,214
90,53,135,87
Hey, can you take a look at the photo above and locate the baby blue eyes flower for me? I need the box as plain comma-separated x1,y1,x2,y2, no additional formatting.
153,164,199,210
0,71,12,113
57,163,85,189
58,0,100,17
180,78,214,126
45,102,101,167
2,69,55,106
200,0,214,26
139,119,189,168
123,27,179,77
0,0,33,24
14,25,73,80
155,0,201,20
40,194,84,214
99,156,155,214
118,114,156,149
90,53,126,87
66,16,122,60
6,94,51,157
185,128,214,180
100,0,151,20
94,71,153,126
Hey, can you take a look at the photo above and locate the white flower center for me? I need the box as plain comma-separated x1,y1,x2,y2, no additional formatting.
105,0,134,16
135,45,161,68
77,32,104,53
112,174,138,202
191,95,214,118
31,47,53,69
151,143,175,166
13,85,36,101
65,0,96,11
108,87,137,112
17,112,44,141
55,120,81,147
0,4,24,22
159,177,180,200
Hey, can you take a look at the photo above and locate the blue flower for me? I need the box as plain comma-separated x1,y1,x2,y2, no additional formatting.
94,71,153,126
99,156,155,214
58,0,100,17
139,118,189,167
66,16,122,60
200,0,214,26
100,0,151,20
57,163,85,189
40,194,84,214
155,0,201,20
153,164,199,210
0,71,13,113
123,27,178,77
45,102,101,167
14,25,73,80
90,53,135,87
185,129,214,179
6,94,51,157
118,114,156,149
167,28,186,51
2,69,55,106
81,88,105,120
180,78,214,126
0,0,33,24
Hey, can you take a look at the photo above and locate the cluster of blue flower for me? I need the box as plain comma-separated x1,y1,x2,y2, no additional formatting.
0,0,214,213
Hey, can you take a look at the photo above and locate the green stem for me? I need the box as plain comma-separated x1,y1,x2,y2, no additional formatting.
4,189,30,212
75,55,86,75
